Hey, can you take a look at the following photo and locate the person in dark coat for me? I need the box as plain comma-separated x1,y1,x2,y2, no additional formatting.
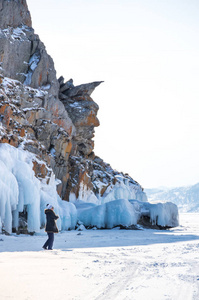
42,204,59,250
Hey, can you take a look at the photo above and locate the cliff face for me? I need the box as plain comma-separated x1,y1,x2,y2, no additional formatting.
0,0,146,206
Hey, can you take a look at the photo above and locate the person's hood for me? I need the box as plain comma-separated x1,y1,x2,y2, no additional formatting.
46,204,53,209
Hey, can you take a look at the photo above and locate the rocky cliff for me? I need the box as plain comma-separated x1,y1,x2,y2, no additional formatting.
0,0,146,214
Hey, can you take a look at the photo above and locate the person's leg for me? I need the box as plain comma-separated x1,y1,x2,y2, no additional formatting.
43,233,50,249
48,233,54,250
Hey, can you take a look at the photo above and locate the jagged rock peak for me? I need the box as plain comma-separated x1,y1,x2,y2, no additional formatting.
0,0,32,29
65,81,104,98
0,0,59,96
58,77,102,158
58,77,103,100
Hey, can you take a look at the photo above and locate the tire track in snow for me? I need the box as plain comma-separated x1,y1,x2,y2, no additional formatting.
84,242,199,300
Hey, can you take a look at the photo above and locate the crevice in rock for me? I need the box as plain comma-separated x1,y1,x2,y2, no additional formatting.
24,48,41,86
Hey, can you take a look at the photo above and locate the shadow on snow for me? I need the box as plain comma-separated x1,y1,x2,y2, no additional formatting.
0,227,199,252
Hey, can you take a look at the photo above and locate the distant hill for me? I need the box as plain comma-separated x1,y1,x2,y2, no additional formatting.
145,183,199,212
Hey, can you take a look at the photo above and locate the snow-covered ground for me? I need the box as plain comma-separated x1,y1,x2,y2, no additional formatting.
1,213,199,300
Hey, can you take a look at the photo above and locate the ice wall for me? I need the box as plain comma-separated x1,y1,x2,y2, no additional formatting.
0,143,179,234
0,143,77,234
74,198,179,229
129,200,179,228
76,199,139,229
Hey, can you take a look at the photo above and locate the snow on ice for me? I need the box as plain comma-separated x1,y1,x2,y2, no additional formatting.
0,143,179,234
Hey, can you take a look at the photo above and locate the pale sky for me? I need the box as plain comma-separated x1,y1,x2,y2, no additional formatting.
27,0,199,189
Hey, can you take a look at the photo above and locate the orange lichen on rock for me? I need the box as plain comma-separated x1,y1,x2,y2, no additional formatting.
1,105,12,127
51,103,59,118
78,111,100,127
32,160,48,179
87,111,100,127
0,53,4,62
79,170,93,190
19,128,25,137
64,141,72,156
100,184,110,197
1,137,9,144
0,104,9,114
9,136,18,147
52,118,73,137
26,111,35,124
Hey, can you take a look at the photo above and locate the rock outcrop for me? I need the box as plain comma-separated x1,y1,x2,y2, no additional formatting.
0,0,31,29
0,0,147,208
0,0,58,94
59,78,102,157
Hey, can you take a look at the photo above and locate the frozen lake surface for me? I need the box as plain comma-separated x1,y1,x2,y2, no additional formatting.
0,213,199,300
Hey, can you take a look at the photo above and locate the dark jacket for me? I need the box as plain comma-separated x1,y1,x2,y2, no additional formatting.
45,209,59,233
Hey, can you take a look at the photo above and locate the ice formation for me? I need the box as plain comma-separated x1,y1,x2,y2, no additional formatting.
98,176,148,204
70,173,179,229
129,200,179,228
75,199,139,229
74,198,179,229
0,143,77,234
0,144,179,234
77,174,148,205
